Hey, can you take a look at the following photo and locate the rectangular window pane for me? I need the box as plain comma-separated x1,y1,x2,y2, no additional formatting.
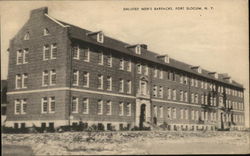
97,100,103,115
83,48,90,62
119,102,124,116
50,70,56,85
42,97,48,113
22,74,28,88
119,79,124,93
83,98,89,114
107,53,112,67
43,71,49,86
107,100,112,115
98,51,103,65
72,97,78,113
73,70,79,86
16,74,22,89
23,49,28,63
83,72,89,87
15,99,21,114
98,75,103,89
51,43,57,59
127,80,131,94
17,50,23,64
127,103,131,116
50,97,55,113
107,76,112,91
22,99,27,114
43,45,50,60
73,45,80,59
119,58,124,70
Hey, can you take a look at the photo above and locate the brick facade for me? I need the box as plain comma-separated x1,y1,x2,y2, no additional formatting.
6,7,245,131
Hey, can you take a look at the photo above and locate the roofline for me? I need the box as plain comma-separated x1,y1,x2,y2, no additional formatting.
44,14,70,28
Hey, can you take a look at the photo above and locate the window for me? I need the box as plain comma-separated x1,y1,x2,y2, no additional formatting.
159,86,163,98
172,108,176,119
22,74,28,88
21,99,27,114
41,97,48,113
137,63,142,74
83,72,89,87
97,32,104,43
23,49,29,64
172,72,176,81
180,75,183,84
42,70,49,86
43,28,49,36
16,74,22,89
51,43,57,59
154,67,158,78
119,58,124,70
126,103,131,116
106,100,112,115
173,89,176,100
107,76,112,91
201,111,204,120
97,100,103,115
201,95,204,104
184,76,188,85
50,70,56,85
160,106,163,118
43,45,50,60
180,109,184,119
167,107,172,119
153,105,157,117
49,97,55,113
153,85,157,97
159,69,163,79
126,59,131,72
204,82,208,89
82,98,89,114
72,97,78,113
191,110,195,120
16,50,23,65
185,109,189,120
127,80,132,94
213,97,216,106
140,80,147,95
72,45,80,60
24,32,30,40
180,90,184,101
73,70,79,86
195,94,198,104
210,96,213,105
97,75,103,89
205,95,208,105
196,111,199,121
15,100,21,114
205,111,208,121
135,45,141,54
98,51,104,65
201,81,204,88
119,102,124,116
184,91,188,102
107,53,112,67
191,93,194,103
195,79,198,87
144,65,149,75
119,79,124,93
191,78,194,86
168,88,171,100
219,97,223,107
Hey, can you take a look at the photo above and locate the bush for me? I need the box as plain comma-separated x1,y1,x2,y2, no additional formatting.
2,126,29,134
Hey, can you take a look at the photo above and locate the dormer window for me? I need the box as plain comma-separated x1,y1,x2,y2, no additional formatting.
223,75,232,83
191,66,202,73
135,45,141,54
97,32,104,43
43,28,49,36
24,32,30,40
156,55,169,63
208,72,218,79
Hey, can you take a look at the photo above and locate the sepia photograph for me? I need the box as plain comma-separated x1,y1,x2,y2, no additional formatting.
1,0,249,155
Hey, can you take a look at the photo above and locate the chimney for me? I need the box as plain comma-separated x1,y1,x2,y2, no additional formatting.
30,7,48,18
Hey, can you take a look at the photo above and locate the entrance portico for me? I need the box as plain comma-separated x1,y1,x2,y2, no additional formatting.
135,99,151,127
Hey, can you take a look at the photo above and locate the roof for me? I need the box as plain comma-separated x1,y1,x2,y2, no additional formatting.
55,19,243,89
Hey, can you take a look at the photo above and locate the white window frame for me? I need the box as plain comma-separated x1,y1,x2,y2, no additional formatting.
153,85,158,97
184,91,188,102
50,70,56,86
173,89,176,100
21,99,27,114
42,70,49,86
107,53,112,67
43,28,49,36
15,74,22,89
160,106,163,118
119,102,124,116
137,63,142,74
41,97,48,114
180,90,183,101
127,103,131,116
172,108,176,119
23,49,28,64
73,70,79,86
98,51,104,65
51,43,57,59
144,64,149,75
73,45,80,60
83,98,89,114
159,86,163,98
135,45,141,54
43,45,50,61
49,97,55,113
119,58,124,70
127,59,131,72
17,50,23,65
106,100,112,115
24,32,30,40
127,80,131,94
168,88,171,100
72,97,79,113
154,67,158,78
98,75,103,90
14,99,21,114
97,100,103,115
119,79,124,93
97,32,104,43
185,109,189,120
107,76,112,91
159,69,163,79
83,72,89,88
22,73,28,88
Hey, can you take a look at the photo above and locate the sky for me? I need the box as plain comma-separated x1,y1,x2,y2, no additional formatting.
0,0,249,127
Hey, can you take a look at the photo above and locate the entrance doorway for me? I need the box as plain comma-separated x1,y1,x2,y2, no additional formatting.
139,104,146,129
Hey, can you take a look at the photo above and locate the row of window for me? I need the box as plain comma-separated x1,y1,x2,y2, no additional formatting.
23,28,50,41
41,97,56,113
14,99,27,114
15,74,28,89
16,49,28,65
71,97,132,116
72,70,132,93
224,100,244,110
153,106,244,123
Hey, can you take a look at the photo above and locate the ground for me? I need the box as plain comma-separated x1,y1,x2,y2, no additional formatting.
2,130,250,155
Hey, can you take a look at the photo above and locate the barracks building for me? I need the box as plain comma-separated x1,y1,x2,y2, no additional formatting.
5,7,245,131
